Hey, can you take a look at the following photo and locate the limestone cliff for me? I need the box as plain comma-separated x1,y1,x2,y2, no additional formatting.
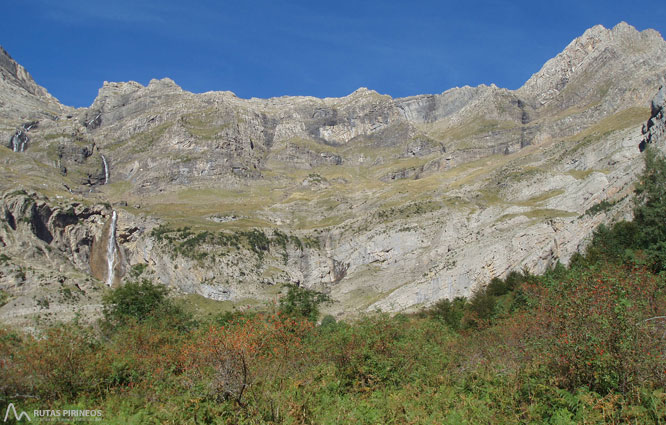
1,23,666,327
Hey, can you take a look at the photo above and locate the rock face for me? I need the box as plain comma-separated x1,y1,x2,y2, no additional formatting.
1,22,666,326
0,191,116,328
641,85,666,151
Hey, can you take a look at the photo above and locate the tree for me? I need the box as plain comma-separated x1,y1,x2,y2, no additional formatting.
427,297,466,330
634,147,666,271
102,279,189,327
582,148,666,270
278,285,330,322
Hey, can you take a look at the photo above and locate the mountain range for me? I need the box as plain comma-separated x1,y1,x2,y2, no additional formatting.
1,22,666,328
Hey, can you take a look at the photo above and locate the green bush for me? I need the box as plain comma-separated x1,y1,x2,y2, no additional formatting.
486,277,510,297
585,221,640,264
241,229,270,258
128,263,148,278
279,285,330,322
102,279,190,329
320,314,337,328
427,297,466,330
465,290,496,328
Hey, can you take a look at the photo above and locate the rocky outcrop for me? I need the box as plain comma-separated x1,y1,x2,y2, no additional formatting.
0,46,65,123
640,85,666,151
0,191,110,271
0,191,134,327
0,47,54,101
519,23,666,110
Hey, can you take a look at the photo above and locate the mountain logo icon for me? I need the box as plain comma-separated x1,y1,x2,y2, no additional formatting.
3,403,31,422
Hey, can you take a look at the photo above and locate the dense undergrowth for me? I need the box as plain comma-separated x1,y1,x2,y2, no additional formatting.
1,149,666,424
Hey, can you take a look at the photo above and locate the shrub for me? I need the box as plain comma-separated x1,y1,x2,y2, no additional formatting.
313,315,450,391
278,285,330,322
320,314,337,328
149,224,171,241
128,263,148,278
585,221,640,264
102,279,190,328
427,297,466,330
241,229,270,258
525,264,666,394
8,324,100,399
180,314,313,405
464,290,496,328
486,277,510,297
583,199,619,217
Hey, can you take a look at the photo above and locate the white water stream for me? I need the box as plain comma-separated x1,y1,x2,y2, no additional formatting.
105,211,117,286
101,155,109,185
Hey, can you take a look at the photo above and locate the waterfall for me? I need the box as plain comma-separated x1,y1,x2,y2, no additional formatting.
10,130,27,152
87,113,101,128
101,155,109,185
10,131,21,152
105,211,118,286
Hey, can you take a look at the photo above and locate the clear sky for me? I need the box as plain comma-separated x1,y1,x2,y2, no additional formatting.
2,0,665,107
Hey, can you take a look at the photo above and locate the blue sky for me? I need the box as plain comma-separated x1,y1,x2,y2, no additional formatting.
2,0,665,107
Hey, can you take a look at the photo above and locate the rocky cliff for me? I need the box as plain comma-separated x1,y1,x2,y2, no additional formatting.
1,22,666,327
641,85,666,151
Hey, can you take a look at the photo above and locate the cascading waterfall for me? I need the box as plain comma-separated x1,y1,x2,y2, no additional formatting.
105,211,118,286
10,133,18,152
87,113,101,128
101,155,109,185
9,123,35,152
10,127,32,152
10,131,23,152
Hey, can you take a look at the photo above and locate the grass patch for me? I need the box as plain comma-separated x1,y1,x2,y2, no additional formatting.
176,293,237,318
425,116,518,142
566,107,649,153
567,169,599,180
108,122,173,154
181,109,232,139
517,189,565,207
499,208,577,222
374,200,442,223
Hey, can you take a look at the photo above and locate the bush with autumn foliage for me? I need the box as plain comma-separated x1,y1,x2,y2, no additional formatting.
524,263,666,394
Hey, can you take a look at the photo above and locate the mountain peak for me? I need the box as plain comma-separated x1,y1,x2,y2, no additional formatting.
348,87,379,97
0,45,57,102
518,22,666,107
147,77,183,91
